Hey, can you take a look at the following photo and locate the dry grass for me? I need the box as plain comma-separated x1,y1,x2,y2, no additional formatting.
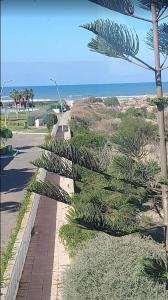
71,100,121,135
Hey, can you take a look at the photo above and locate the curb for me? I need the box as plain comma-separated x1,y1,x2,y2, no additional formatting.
12,132,48,135
0,168,47,300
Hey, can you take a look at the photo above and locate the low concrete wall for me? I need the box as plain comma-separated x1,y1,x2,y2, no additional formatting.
50,125,74,299
1,168,46,300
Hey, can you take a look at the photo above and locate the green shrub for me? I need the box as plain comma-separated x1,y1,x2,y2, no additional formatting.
87,96,103,103
104,97,119,106
0,145,13,155
124,107,147,118
46,113,58,130
146,111,156,120
63,234,167,300
70,132,106,149
27,115,35,126
59,224,96,257
0,127,13,146
111,118,158,158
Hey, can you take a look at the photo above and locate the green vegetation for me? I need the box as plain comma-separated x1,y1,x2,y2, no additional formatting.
9,88,34,110
0,172,38,284
111,118,158,158
124,107,156,119
59,224,96,257
70,130,106,149
45,113,58,131
63,234,167,300
28,100,168,293
81,0,168,272
87,96,103,103
103,97,119,106
0,107,53,133
0,127,13,146
27,115,36,126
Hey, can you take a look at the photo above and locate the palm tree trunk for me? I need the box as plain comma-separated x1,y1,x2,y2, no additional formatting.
151,3,168,263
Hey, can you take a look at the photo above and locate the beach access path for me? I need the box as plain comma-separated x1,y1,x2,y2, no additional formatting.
16,109,72,300
0,133,44,253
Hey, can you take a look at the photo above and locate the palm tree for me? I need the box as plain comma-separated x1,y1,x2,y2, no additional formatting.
29,88,34,111
9,89,20,119
80,0,168,260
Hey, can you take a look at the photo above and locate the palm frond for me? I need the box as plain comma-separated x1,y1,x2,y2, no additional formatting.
88,36,125,58
66,191,138,236
40,140,152,189
32,153,82,181
137,0,168,11
140,257,168,283
81,19,139,60
146,23,168,55
27,180,72,204
89,0,134,15
40,138,101,172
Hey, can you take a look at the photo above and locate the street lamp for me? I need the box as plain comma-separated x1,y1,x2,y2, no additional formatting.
50,78,63,112
1,80,13,127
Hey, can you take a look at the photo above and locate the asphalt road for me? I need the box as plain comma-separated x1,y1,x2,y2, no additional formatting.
0,133,44,253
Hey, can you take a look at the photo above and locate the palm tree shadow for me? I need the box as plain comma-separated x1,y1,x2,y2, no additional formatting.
1,168,33,194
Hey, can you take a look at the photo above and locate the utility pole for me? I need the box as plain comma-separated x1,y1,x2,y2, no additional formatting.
50,78,63,112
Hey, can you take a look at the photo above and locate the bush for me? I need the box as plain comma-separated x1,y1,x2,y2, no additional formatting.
70,132,106,149
63,234,167,300
111,118,158,158
87,96,103,103
104,97,119,106
0,127,13,146
27,115,35,126
124,107,147,118
59,224,96,257
46,113,58,130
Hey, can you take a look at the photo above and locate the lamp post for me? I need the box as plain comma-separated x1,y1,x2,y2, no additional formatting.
50,78,63,112
0,80,13,127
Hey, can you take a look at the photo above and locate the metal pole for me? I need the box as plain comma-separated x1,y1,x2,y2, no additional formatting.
50,78,63,112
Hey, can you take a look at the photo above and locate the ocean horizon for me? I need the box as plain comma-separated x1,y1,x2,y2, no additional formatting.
2,82,168,100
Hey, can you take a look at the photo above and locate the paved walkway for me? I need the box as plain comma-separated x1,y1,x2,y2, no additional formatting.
16,110,72,300
0,133,44,253
16,173,59,300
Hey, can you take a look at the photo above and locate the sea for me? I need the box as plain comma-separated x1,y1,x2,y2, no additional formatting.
2,82,168,101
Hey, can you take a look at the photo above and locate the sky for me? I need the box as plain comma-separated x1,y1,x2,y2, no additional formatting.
1,0,168,86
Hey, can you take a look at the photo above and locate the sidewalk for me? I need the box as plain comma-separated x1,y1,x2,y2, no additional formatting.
16,111,72,300
16,173,59,300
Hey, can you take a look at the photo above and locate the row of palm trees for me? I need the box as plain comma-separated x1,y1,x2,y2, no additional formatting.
9,88,34,111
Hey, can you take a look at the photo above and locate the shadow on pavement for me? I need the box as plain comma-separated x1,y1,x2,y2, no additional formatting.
0,157,14,173
1,168,33,194
15,145,37,150
0,201,21,213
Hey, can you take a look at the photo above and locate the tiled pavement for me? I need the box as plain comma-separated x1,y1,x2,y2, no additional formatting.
16,115,72,300
16,173,59,300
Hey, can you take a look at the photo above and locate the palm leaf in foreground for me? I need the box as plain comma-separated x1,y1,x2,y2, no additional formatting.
40,139,101,172
81,19,139,60
32,153,82,181
27,180,72,204
140,257,168,283
146,23,168,56
89,0,134,15
137,0,168,11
